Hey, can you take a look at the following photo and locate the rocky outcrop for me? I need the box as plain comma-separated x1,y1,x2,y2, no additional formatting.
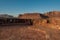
44,11,60,25
18,13,41,19
44,11,60,17
18,11,60,29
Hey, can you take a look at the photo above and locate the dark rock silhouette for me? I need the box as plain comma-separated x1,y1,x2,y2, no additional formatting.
39,14,49,19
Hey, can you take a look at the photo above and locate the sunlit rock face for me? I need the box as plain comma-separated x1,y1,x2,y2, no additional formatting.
0,11,60,40
18,13,41,19
44,11,60,28
44,11,60,17
18,13,49,19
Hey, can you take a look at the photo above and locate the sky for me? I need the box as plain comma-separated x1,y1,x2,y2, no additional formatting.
0,0,60,16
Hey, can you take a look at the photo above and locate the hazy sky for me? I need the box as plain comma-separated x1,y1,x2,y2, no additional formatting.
0,0,60,16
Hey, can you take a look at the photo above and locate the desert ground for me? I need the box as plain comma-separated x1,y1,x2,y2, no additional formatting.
0,11,60,40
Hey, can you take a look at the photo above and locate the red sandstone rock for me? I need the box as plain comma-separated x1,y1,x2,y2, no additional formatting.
18,13,41,19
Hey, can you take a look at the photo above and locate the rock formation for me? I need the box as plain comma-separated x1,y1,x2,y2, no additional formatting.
0,11,60,40
18,13,41,19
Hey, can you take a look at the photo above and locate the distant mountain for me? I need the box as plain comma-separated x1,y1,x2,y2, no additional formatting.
0,14,14,18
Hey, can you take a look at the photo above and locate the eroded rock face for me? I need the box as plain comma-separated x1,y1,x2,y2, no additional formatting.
44,11,60,17
18,11,60,29
44,11,60,26
18,13,41,19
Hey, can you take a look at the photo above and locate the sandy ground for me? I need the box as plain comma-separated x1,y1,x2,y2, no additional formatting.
0,25,60,40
